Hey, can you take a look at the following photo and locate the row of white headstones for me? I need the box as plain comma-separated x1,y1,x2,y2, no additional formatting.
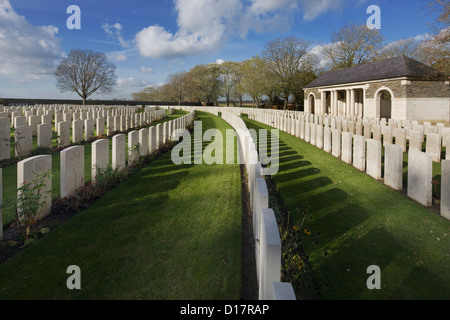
0,108,195,240
245,108,450,221
0,104,176,160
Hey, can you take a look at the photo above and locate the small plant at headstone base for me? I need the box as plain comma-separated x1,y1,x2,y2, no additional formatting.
278,206,320,300
16,170,53,244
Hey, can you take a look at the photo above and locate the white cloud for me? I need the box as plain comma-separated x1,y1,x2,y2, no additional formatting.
102,22,130,48
140,66,153,73
117,77,150,87
215,59,225,65
135,0,343,59
0,0,64,81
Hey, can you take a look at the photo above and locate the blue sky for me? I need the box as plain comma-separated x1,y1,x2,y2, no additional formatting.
0,0,439,101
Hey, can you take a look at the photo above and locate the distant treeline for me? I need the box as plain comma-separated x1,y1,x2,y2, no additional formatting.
0,98,205,107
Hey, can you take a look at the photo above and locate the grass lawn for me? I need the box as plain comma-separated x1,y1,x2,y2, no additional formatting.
242,115,450,300
1,109,187,228
0,111,242,300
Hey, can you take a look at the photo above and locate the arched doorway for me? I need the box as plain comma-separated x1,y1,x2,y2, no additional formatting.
309,94,315,114
378,90,392,119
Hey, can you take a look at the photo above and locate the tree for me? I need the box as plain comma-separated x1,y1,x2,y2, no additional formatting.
421,0,450,75
189,64,222,105
219,61,241,107
263,36,312,110
166,71,193,106
240,56,269,108
55,49,117,105
322,23,383,70
375,37,427,62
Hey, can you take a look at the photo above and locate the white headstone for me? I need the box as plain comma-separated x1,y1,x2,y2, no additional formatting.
407,150,432,206
37,123,52,149
15,125,32,158
0,117,10,160
92,139,109,183
384,144,403,190
112,134,126,171
425,133,441,162
17,155,52,221
353,135,366,171
61,146,85,198
441,160,450,221
366,139,381,179
57,121,71,148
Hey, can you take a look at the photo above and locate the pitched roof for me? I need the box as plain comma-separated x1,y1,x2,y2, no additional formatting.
304,56,443,88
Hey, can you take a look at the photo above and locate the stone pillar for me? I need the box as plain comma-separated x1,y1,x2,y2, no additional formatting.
61,146,84,198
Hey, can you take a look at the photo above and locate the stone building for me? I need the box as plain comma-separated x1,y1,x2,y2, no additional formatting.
303,56,449,122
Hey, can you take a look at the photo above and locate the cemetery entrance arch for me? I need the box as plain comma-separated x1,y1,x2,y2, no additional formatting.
309,94,315,114
377,89,393,120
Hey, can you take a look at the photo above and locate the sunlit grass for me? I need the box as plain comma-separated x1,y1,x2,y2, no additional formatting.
0,111,242,300
242,115,450,300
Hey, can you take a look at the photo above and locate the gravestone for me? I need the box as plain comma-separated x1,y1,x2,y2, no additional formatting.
407,150,432,206
441,160,450,220
96,118,105,137
37,123,52,149
372,124,381,141
60,146,84,198
425,133,441,162
28,115,40,136
57,121,71,148
72,120,84,144
106,117,114,136
112,134,126,171
259,208,281,300
394,128,407,152
149,126,157,154
366,139,381,179
341,132,352,164
316,124,324,150
15,125,32,158
14,116,26,128
92,139,109,183
139,128,149,156
17,155,52,221
443,135,450,160
305,121,311,143
128,130,140,165
384,144,403,190
84,119,94,141
310,123,316,146
353,135,366,171
331,129,341,158
323,126,331,153
408,130,423,152
382,126,393,146
0,118,10,160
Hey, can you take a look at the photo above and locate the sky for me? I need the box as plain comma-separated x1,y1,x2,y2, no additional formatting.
0,0,440,101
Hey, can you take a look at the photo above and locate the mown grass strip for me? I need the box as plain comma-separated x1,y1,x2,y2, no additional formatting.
0,111,242,300
242,115,450,300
